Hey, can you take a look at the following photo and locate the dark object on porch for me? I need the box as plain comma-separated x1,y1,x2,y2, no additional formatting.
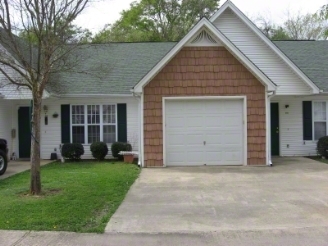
50,152,57,160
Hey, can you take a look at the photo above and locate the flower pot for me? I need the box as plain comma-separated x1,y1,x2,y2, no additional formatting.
123,154,134,163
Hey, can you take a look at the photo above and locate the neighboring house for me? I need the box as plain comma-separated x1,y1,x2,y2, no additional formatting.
0,0,328,166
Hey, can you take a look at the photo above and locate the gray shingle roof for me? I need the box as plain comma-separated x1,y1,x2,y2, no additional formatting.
2,34,328,95
0,28,38,69
47,42,176,95
274,40,328,92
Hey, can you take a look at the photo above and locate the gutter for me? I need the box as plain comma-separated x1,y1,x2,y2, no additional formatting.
131,90,142,167
267,90,276,167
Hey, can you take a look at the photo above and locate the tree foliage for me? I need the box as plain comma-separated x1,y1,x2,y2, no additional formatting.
19,22,92,44
0,0,89,195
284,13,327,40
317,4,328,37
254,16,291,40
255,10,328,40
93,0,220,43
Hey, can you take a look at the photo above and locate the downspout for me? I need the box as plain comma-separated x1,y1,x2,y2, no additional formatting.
131,89,143,167
266,90,276,166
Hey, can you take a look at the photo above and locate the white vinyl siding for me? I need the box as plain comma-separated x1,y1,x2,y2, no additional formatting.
5,97,139,160
271,95,328,157
0,99,13,156
213,9,312,95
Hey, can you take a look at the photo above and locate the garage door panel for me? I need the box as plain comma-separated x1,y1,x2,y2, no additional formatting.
167,133,203,145
167,150,204,165
165,99,244,166
206,154,240,164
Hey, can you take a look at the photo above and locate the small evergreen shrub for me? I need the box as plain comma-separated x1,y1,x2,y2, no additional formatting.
111,142,132,160
61,143,84,161
317,136,328,158
90,142,108,161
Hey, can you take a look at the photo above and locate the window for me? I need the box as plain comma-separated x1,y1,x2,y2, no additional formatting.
103,105,116,143
72,105,85,143
71,105,117,144
313,102,327,140
87,105,100,143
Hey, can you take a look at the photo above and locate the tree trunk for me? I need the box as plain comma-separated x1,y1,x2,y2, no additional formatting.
30,96,42,195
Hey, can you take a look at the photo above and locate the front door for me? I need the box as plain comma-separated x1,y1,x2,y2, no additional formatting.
270,103,280,156
18,107,31,159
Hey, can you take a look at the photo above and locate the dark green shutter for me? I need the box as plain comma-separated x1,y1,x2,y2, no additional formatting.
61,105,71,143
117,104,127,142
303,101,313,140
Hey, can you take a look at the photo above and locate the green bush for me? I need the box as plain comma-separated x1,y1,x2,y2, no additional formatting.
317,136,328,158
90,142,108,161
111,142,132,160
61,143,84,161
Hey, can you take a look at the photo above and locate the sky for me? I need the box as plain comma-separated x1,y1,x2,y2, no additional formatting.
74,0,328,33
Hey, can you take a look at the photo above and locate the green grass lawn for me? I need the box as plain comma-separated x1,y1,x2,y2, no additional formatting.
0,161,140,233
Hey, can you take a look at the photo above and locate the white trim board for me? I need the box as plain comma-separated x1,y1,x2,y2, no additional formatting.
162,96,248,166
133,18,276,93
210,0,319,94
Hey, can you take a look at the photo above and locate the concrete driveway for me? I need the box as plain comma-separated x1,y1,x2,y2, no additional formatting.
106,157,328,233
0,160,52,180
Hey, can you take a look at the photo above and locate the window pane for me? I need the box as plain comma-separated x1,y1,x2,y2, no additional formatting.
314,102,326,121
315,122,327,140
72,105,84,124
87,105,100,124
103,105,116,124
103,125,116,143
72,126,85,143
88,125,100,143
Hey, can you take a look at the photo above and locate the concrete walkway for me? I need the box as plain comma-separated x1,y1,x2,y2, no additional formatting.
0,160,53,180
2,227,328,246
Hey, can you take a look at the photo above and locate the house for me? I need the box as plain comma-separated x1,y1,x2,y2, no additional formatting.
0,0,327,167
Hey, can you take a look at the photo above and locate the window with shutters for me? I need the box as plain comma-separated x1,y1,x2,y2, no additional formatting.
313,101,327,140
71,105,117,144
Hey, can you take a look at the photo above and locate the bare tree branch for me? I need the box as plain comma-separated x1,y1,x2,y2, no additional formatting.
0,0,90,195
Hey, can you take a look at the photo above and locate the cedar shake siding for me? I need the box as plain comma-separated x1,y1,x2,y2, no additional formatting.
143,47,266,167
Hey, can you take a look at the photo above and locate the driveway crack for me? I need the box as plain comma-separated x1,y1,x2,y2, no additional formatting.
11,231,31,246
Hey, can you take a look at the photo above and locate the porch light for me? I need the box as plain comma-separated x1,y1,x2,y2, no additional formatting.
43,105,48,114
285,105,289,108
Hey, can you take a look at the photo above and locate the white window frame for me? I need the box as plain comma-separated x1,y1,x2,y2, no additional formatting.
70,104,118,144
312,101,327,141
71,105,85,144
102,105,117,144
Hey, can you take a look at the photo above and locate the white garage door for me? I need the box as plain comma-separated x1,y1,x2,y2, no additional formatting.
165,99,244,166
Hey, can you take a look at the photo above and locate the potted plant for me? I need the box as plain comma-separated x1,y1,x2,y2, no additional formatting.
123,153,134,163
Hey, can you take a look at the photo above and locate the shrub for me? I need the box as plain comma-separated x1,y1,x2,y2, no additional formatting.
111,142,132,160
317,136,328,158
90,142,108,161
61,143,84,161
